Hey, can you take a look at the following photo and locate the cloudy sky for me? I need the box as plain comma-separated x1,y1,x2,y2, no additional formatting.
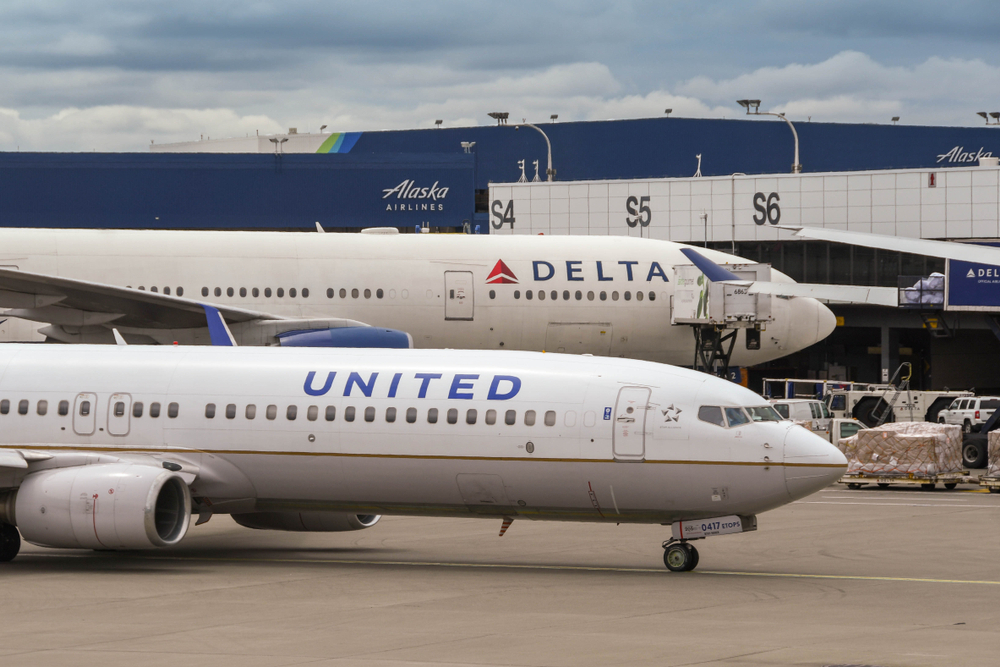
0,1,997,151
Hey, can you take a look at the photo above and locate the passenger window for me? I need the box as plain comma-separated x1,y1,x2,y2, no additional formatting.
266,404,277,420
526,290,533,300
600,291,607,301
564,411,577,427
277,288,285,297
352,288,359,298
0,399,7,414
537,290,545,301
583,410,596,427
239,287,247,297
550,290,557,300
340,288,347,298
177,287,184,297
251,288,258,297
37,400,48,416
725,407,750,426
202,287,209,297
386,407,396,423
406,407,417,423
286,405,297,420
265,288,272,298
345,406,356,422
427,408,438,424
364,407,375,422
587,291,594,300
302,288,309,298
524,410,536,426
325,406,336,421
447,408,458,424
612,291,619,301
575,291,582,300
364,289,371,299
289,288,297,298
624,291,632,301
79,400,90,416
563,290,570,300
544,410,556,426
327,288,334,298
648,291,655,301
113,401,124,417
18,400,28,415
59,400,69,416
167,402,179,418
205,403,216,418
636,291,643,301
485,409,497,425
150,402,161,418
226,404,236,419
227,287,234,297
514,290,520,299
307,405,318,421
214,287,221,297
133,402,143,418
698,406,725,427
466,409,477,424
505,410,516,425
246,404,257,419
489,290,496,299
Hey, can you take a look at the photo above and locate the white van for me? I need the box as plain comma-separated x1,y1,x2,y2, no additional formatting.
771,399,832,433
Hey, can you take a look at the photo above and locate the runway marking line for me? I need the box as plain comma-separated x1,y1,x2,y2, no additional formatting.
22,552,1000,586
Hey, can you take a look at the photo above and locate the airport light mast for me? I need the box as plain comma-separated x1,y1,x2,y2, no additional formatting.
737,100,802,174
515,120,556,181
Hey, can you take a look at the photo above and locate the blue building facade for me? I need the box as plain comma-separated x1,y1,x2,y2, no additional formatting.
0,117,996,230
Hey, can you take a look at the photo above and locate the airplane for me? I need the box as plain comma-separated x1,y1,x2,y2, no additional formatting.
781,225,1000,264
0,343,846,570
0,227,837,367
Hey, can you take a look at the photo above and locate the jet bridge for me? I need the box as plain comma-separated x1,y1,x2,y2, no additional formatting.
671,263,774,376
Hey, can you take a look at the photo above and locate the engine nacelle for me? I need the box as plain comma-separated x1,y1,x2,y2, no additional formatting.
232,511,381,532
277,327,412,349
13,463,191,549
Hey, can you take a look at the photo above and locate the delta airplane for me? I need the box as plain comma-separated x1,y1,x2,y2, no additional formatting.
0,344,846,570
0,228,836,366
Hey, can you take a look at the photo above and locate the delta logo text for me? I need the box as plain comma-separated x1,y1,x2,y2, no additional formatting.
936,146,994,164
966,267,1000,283
304,371,521,400
382,179,449,212
486,259,670,284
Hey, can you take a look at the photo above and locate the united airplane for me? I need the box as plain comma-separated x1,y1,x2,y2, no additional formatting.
0,344,847,571
0,228,836,366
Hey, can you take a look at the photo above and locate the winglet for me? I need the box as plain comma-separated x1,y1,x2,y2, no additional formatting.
111,328,127,345
202,305,237,346
679,248,742,282
315,221,326,233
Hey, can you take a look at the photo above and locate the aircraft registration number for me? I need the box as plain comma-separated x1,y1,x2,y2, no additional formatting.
671,515,745,539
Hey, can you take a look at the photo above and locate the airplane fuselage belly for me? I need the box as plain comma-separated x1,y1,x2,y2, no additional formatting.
0,230,809,365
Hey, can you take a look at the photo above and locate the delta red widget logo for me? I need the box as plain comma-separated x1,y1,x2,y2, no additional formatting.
486,260,518,284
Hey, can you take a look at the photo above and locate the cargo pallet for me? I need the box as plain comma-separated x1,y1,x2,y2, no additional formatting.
978,476,1000,493
840,471,970,490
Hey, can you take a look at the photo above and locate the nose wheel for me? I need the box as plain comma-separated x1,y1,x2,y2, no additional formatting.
0,523,20,562
663,540,699,572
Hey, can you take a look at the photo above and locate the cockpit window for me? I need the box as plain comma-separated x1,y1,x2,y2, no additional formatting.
724,407,750,426
773,404,790,419
698,406,725,427
746,406,782,422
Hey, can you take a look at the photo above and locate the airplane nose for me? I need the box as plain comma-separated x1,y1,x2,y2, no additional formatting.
786,298,836,352
783,425,848,500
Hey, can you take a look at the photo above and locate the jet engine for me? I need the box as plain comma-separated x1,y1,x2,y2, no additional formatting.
276,327,412,348
231,511,381,532
2,463,191,549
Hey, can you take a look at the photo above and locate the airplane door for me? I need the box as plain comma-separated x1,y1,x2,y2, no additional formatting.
107,393,132,436
613,387,650,461
73,392,97,436
444,271,474,321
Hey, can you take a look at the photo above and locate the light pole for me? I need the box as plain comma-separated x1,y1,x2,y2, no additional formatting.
515,121,555,181
737,99,802,173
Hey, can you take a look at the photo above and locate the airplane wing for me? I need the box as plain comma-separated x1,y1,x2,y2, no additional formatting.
680,247,898,306
0,266,389,346
0,265,283,329
779,226,1000,264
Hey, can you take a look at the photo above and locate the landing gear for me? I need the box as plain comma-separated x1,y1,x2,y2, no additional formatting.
0,523,20,562
663,541,700,572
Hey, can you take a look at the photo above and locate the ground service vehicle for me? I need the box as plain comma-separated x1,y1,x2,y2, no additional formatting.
938,396,1000,433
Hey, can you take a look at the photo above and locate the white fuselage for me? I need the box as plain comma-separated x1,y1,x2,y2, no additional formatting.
0,229,835,365
0,345,845,525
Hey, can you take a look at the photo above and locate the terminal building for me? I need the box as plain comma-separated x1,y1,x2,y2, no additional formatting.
1,116,1000,390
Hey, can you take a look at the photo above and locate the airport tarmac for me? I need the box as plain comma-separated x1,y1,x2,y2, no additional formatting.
2,480,999,667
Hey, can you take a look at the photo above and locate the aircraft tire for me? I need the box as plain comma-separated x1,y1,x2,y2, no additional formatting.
0,523,20,562
663,543,697,572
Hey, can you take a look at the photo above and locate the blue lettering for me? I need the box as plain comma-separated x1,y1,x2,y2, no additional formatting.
304,371,336,396
415,373,443,398
449,374,479,399
488,375,521,400
646,261,669,282
533,261,555,281
344,372,378,397
388,372,402,398
566,260,583,281
618,261,638,281
596,261,613,281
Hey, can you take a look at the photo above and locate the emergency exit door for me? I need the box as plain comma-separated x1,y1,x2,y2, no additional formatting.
73,392,97,436
107,393,132,436
613,387,650,461
444,271,474,320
